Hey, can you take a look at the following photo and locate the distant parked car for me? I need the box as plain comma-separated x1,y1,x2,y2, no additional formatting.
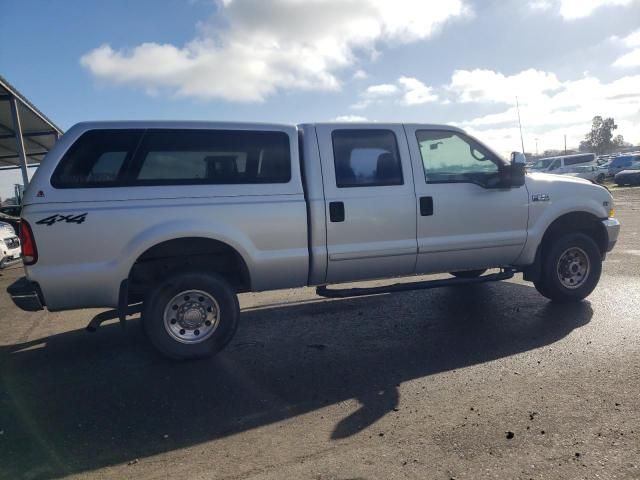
0,204,21,231
609,154,640,177
597,163,611,178
597,155,613,166
0,205,21,217
614,164,640,186
528,153,595,174
561,165,606,183
0,221,21,268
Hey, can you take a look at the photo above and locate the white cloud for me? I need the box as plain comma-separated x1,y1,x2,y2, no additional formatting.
613,29,640,67
558,0,637,19
81,0,469,102
529,0,638,19
529,0,553,11
366,83,400,96
352,76,438,108
614,49,640,67
620,29,640,47
334,115,369,122
398,77,438,105
447,68,562,104
350,83,399,109
448,68,640,154
353,69,368,80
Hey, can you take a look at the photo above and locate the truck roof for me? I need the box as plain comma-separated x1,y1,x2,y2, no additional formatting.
306,122,463,129
67,120,465,133
68,120,296,131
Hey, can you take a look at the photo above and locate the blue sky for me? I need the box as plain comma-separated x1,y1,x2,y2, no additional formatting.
1,0,639,155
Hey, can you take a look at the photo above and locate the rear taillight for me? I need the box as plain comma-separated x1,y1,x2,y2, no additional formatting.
20,220,38,265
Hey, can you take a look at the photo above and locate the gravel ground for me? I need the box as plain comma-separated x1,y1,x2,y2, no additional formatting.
0,186,639,480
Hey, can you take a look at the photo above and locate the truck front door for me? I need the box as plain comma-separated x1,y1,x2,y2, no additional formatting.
404,126,529,274
316,125,417,283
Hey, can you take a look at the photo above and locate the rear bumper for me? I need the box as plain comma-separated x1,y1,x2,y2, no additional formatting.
602,218,620,252
7,277,44,311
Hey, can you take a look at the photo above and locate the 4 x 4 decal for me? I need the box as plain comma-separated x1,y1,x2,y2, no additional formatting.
36,213,88,226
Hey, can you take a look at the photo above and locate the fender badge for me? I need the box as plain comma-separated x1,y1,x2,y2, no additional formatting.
36,190,45,197
532,194,550,202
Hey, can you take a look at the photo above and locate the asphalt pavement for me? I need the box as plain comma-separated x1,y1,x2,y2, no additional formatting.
1,186,639,480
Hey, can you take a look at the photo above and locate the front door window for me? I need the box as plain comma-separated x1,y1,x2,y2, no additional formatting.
416,130,502,187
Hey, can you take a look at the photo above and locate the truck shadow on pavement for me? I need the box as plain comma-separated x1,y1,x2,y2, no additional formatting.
0,282,592,479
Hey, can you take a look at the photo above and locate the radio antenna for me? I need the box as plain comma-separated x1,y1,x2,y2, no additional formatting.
516,96,525,154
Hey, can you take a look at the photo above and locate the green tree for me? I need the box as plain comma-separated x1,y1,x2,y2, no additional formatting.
613,134,630,149
580,116,618,154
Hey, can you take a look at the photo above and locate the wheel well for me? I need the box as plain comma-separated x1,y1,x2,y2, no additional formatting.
523,212,607,282
127,237,251,303
541,212,607,255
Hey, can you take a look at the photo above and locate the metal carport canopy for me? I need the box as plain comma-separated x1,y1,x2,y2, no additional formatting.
0,74,63,185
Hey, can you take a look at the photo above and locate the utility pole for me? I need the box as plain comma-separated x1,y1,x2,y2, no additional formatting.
564,134,567,154
535,138,539,156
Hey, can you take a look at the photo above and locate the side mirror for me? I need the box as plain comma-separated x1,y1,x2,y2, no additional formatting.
510,152,527,165
502,152,526,187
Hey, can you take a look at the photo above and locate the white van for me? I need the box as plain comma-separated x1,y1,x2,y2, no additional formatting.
528,153,596,174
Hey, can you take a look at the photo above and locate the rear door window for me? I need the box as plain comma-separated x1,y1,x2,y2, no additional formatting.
331,129,403,187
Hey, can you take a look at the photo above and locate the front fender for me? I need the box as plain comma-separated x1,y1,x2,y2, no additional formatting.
515,175,611,265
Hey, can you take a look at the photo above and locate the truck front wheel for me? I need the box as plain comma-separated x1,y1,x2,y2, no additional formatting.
142,272,240,360
534,232,602,302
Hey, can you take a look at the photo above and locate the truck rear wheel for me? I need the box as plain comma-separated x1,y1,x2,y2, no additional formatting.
451,269,487,279
534,232,601,302
142,272,240,360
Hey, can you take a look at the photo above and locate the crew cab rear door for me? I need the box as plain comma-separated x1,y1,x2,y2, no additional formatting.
315,124,417,283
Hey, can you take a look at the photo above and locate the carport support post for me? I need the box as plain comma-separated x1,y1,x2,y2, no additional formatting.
9,95,30,187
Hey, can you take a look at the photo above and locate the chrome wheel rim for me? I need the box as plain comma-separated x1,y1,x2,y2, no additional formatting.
163,290,220,344
556,247,590,290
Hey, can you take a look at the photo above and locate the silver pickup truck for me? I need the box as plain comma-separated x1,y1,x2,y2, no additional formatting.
8,121,620,359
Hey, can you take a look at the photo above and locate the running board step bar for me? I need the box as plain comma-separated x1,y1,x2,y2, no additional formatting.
316,269,516,299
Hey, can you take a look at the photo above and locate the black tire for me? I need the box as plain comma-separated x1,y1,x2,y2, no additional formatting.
534,232,602,303
451,269,487,279
596,173,605,183
142,272,240,360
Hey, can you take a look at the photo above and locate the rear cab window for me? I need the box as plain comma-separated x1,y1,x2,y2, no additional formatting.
51,128,291,188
